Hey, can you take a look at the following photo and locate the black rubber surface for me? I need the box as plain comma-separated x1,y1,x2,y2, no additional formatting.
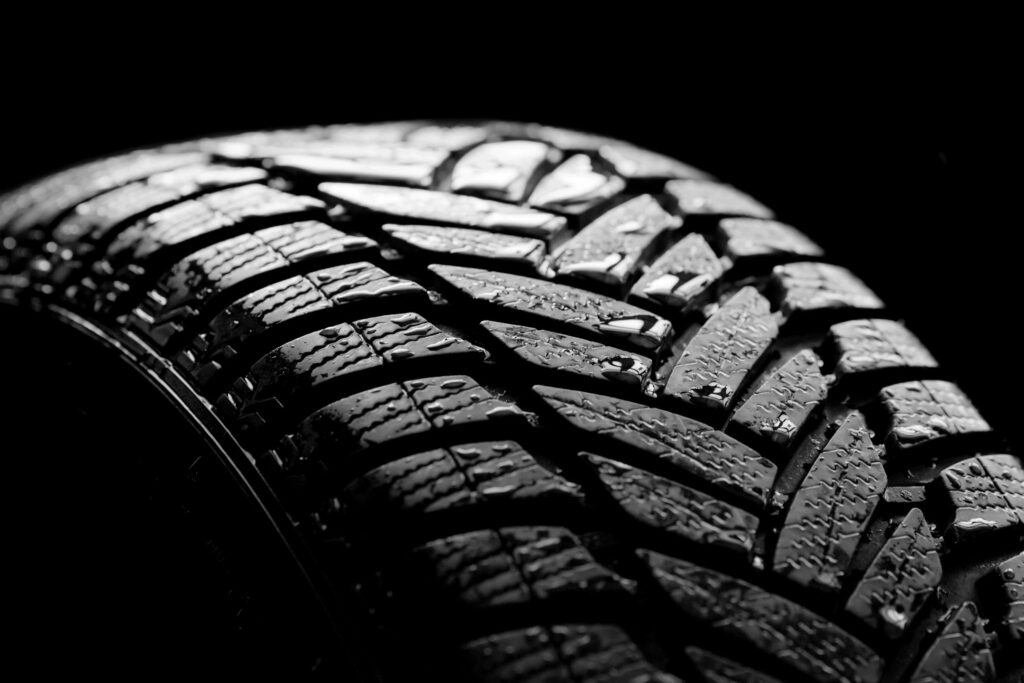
1,121,1021,682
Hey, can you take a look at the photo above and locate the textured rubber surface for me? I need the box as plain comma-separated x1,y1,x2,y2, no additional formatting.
1,121,1021,682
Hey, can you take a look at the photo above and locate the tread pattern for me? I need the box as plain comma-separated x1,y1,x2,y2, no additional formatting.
49,164,269,248
684,648,782,683
320,182,569,244
994,552,1023,641
552,195,680,289
461,624,682,683
3,120,1020,683
336,441,585,532
175,261,427,386
383,224,550,274
89,184,326,312
482,322,653,390
906,602,994,683
218,313,486,436
878,380,992,452
450,140,560,202
535,386,775,508
629,233,724,311
587,454,760,557
772,262,884,320
772,412,886,590
729,349,827,448
431,265,673,352
265,143,450,187
0,151,204,236
828,318,937,378
716,217,824,264
664,287,778,412
664,180,773,219
937,454,1024,542
129,221,377,346
268,375,530,475
402,526,636,611
640,549,883,683
527,153,626,214
843,508,943,637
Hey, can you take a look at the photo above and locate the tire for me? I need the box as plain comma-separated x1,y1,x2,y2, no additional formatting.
0,121,1020,683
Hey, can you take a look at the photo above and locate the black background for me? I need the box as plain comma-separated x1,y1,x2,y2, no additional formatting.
3,57,1016,448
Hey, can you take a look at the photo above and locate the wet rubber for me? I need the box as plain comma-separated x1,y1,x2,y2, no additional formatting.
1,121,1021,682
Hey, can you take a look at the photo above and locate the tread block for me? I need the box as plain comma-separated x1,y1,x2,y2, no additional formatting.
106,184,326,262
320,182,569,244
266,140,450,187
629,233,724,310
772,262,884,319
553,195,681,289
337,441,584,529
684,647,782,683
829,319,937,378
729,350,828,448
906,602,994,683
214,134,448,166
937,454,1024,542
176,261,428,386
450,140,560,202
405,526,636,612
526,154,626,213
994,552,1023,641
403,123,491,150
772,412,886,590
595,143,707,181
431,265,673,352
535,386,775,508
716,218,823,263
130,221,377,347
664,287,778,413
527,125,708,180
0,151,204,236
219,313,486,433
665,179,773,219
92,184,326,310
878,380,992,452
49,164,268,248
482,322,653,390
587,453,760,557
461,624,681,683
383,224,550,273
844,508,942,637
267,376,530,474
640,550,883,683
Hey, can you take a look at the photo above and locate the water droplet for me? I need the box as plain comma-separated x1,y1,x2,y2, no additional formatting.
427,337,460,351
599,355,649,385
486,405,522,419
423,401,445,415
613,219,646,234
441,378,466,389
893,424,935,442
879,605,908,629
390,312,420,326
598,314,671,350
319,327,341,339
389,347,414,360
